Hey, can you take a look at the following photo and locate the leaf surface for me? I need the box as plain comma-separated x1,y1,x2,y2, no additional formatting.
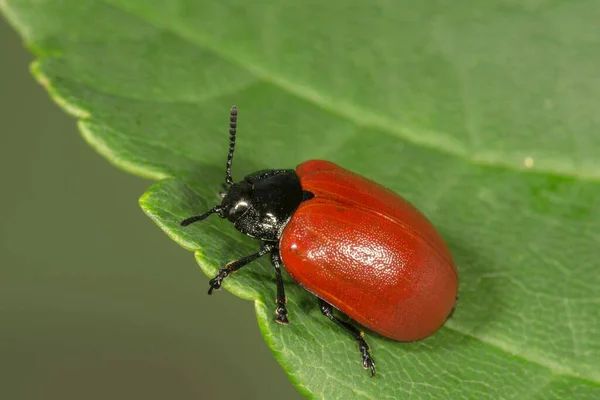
2,0,600,398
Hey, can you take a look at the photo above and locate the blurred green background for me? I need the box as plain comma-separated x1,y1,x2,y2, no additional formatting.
0,17,302,400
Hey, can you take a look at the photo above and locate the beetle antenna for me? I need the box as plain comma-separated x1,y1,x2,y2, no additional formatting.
225,106,238,185
181,206,222,226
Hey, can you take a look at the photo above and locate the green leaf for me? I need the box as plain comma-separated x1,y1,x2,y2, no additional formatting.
3,0,600,398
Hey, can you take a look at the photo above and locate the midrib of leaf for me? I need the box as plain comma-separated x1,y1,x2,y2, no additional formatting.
102,0,600,182
445,322,597,384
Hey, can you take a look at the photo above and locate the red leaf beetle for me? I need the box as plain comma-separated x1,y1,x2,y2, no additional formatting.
181,106,458,376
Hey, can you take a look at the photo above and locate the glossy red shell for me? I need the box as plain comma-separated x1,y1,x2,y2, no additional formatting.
279,160,458,341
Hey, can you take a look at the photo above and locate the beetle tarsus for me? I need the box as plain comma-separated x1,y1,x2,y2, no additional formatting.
206,247,272,295
318,298,377,376
208,268,230,294
275,302,289,324
359,342,376,377
270,250,290,324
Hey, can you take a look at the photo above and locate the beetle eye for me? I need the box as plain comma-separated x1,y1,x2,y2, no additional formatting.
230,201,249,218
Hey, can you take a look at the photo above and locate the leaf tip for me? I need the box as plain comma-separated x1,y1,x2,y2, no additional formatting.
138,190,152,209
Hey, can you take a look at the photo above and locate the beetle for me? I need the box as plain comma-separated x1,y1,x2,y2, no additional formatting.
181,106,458,376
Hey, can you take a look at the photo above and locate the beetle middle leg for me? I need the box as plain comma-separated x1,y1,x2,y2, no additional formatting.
208,244,272,294
270,250,289,324
318,298,376,377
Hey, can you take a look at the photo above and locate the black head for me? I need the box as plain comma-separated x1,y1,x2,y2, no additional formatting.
181,106,303,242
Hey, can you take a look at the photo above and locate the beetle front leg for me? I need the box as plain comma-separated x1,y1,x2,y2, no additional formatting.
270,250,289,324
318,298,376,377
208,244,272,294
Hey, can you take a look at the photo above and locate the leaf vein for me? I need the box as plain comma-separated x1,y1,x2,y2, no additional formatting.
101,0,600,182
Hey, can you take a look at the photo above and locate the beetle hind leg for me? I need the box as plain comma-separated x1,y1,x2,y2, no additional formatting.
318,298,376,377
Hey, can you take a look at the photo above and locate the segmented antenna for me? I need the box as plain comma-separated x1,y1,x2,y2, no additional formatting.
225,106,238,185
180,206,222,226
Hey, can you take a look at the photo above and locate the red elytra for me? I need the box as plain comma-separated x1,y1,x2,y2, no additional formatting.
281,160,458,341
180,106,458,376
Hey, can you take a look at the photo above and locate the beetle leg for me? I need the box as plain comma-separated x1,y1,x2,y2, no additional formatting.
270,250,289,324
318,298,376,377
208,244,272,294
